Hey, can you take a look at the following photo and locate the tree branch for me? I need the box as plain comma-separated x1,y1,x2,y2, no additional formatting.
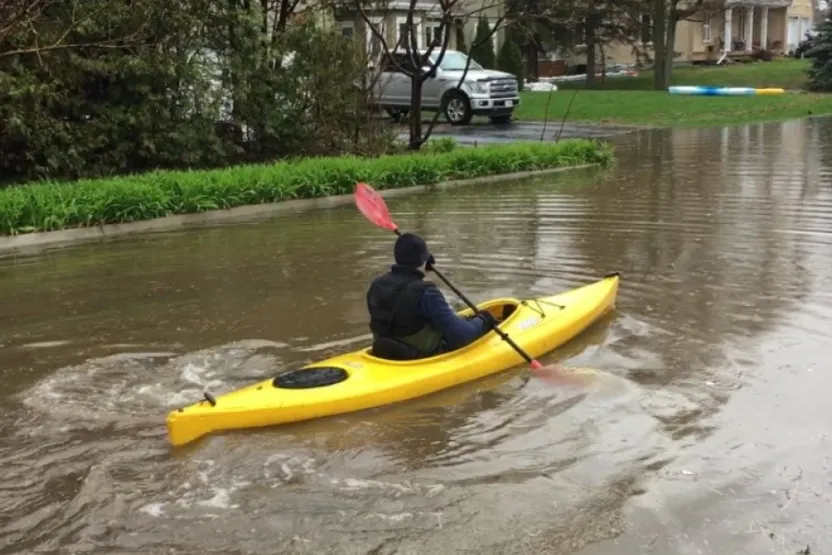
0,0,151,60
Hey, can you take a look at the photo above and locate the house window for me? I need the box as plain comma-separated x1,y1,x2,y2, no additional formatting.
801,17,812,40
366,18,386,61
395,16,423,50
398,22,409,46
425,22,444,48
574,20,586,46
702,12,711,43
566,19,586,46
455,25,465,50
490,18,500,56
738,13,746,43
340,22,354,38
640,14,652,44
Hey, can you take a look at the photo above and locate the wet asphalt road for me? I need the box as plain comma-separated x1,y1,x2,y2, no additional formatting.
397,119,640,145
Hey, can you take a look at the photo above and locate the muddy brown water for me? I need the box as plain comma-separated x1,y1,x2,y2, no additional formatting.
2,117,832,555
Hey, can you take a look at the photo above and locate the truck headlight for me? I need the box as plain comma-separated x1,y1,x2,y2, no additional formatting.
468,82,488,94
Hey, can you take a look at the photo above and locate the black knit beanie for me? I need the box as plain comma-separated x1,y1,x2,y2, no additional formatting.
394,233,430,268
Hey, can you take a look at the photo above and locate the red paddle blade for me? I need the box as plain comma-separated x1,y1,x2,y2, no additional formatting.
531,364,597,387
355,182,397,232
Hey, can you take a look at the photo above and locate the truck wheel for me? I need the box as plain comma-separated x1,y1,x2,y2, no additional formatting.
386,108,409,123
443,91,473,125
489,114,512,125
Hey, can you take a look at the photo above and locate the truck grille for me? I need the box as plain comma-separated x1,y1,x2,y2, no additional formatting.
488,78,518,98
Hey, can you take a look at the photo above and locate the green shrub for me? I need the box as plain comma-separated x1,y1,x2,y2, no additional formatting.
0,12,390,184
806,17,832,92
0,140,613,236
470,17,496,69
422,137,459,154
497,37,526,91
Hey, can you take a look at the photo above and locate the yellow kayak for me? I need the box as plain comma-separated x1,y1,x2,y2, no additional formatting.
166,272,620,447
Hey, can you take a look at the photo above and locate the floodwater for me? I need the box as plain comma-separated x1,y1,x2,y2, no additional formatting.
2,117,832,555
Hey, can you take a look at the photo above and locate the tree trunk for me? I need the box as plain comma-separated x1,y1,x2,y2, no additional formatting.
600,42,606,85
652,0,668,90
408,75,424,150
663,4,678,89
228,0,244,145
526,38,538,80
585,14,597,88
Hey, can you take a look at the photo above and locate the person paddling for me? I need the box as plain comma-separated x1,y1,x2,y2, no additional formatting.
366,232,496,360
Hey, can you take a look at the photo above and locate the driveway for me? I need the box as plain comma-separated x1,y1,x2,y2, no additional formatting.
395,120,640,145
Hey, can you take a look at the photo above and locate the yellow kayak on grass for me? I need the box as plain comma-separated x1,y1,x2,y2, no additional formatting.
166,272,620,447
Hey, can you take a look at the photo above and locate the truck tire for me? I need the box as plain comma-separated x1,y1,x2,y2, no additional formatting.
489,114,512,125
386,108,409,123
443,91,473,125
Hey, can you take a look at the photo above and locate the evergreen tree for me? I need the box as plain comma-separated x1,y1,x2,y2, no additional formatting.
469,17,496,68
806,16,832,92
455,27,468,54
497,34,526,90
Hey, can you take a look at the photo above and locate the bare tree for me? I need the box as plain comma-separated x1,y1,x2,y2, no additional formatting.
354,0,513,149
0,0,54,49
646,0,731,90
0,0,151,59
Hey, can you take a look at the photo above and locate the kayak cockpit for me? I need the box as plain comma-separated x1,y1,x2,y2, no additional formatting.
461,299,518,322
259,301,521,394
362,298,522,364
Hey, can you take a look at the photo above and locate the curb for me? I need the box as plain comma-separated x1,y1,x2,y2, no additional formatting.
0,164,600,255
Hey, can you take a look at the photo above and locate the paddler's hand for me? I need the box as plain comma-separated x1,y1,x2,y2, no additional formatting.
425,254,436,271
478,311,498,330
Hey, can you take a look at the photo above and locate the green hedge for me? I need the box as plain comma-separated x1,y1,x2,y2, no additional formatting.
0,139,613,236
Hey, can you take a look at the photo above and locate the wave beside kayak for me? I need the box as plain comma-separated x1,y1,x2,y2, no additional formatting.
17,340,290,426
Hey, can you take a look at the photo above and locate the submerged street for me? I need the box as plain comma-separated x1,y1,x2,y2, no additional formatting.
1,117,831,554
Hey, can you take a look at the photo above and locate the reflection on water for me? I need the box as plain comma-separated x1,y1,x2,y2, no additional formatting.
1,116,832,554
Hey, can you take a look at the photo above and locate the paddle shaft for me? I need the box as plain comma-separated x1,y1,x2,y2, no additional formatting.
392,228,539,367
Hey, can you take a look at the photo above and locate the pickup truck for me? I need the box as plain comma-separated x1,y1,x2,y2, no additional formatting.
371,48,520,125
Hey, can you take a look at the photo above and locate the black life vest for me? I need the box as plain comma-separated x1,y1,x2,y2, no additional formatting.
366,265,444,357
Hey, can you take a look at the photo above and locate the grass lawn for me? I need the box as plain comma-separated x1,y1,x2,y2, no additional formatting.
513,58,832,127
553,58,813,91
